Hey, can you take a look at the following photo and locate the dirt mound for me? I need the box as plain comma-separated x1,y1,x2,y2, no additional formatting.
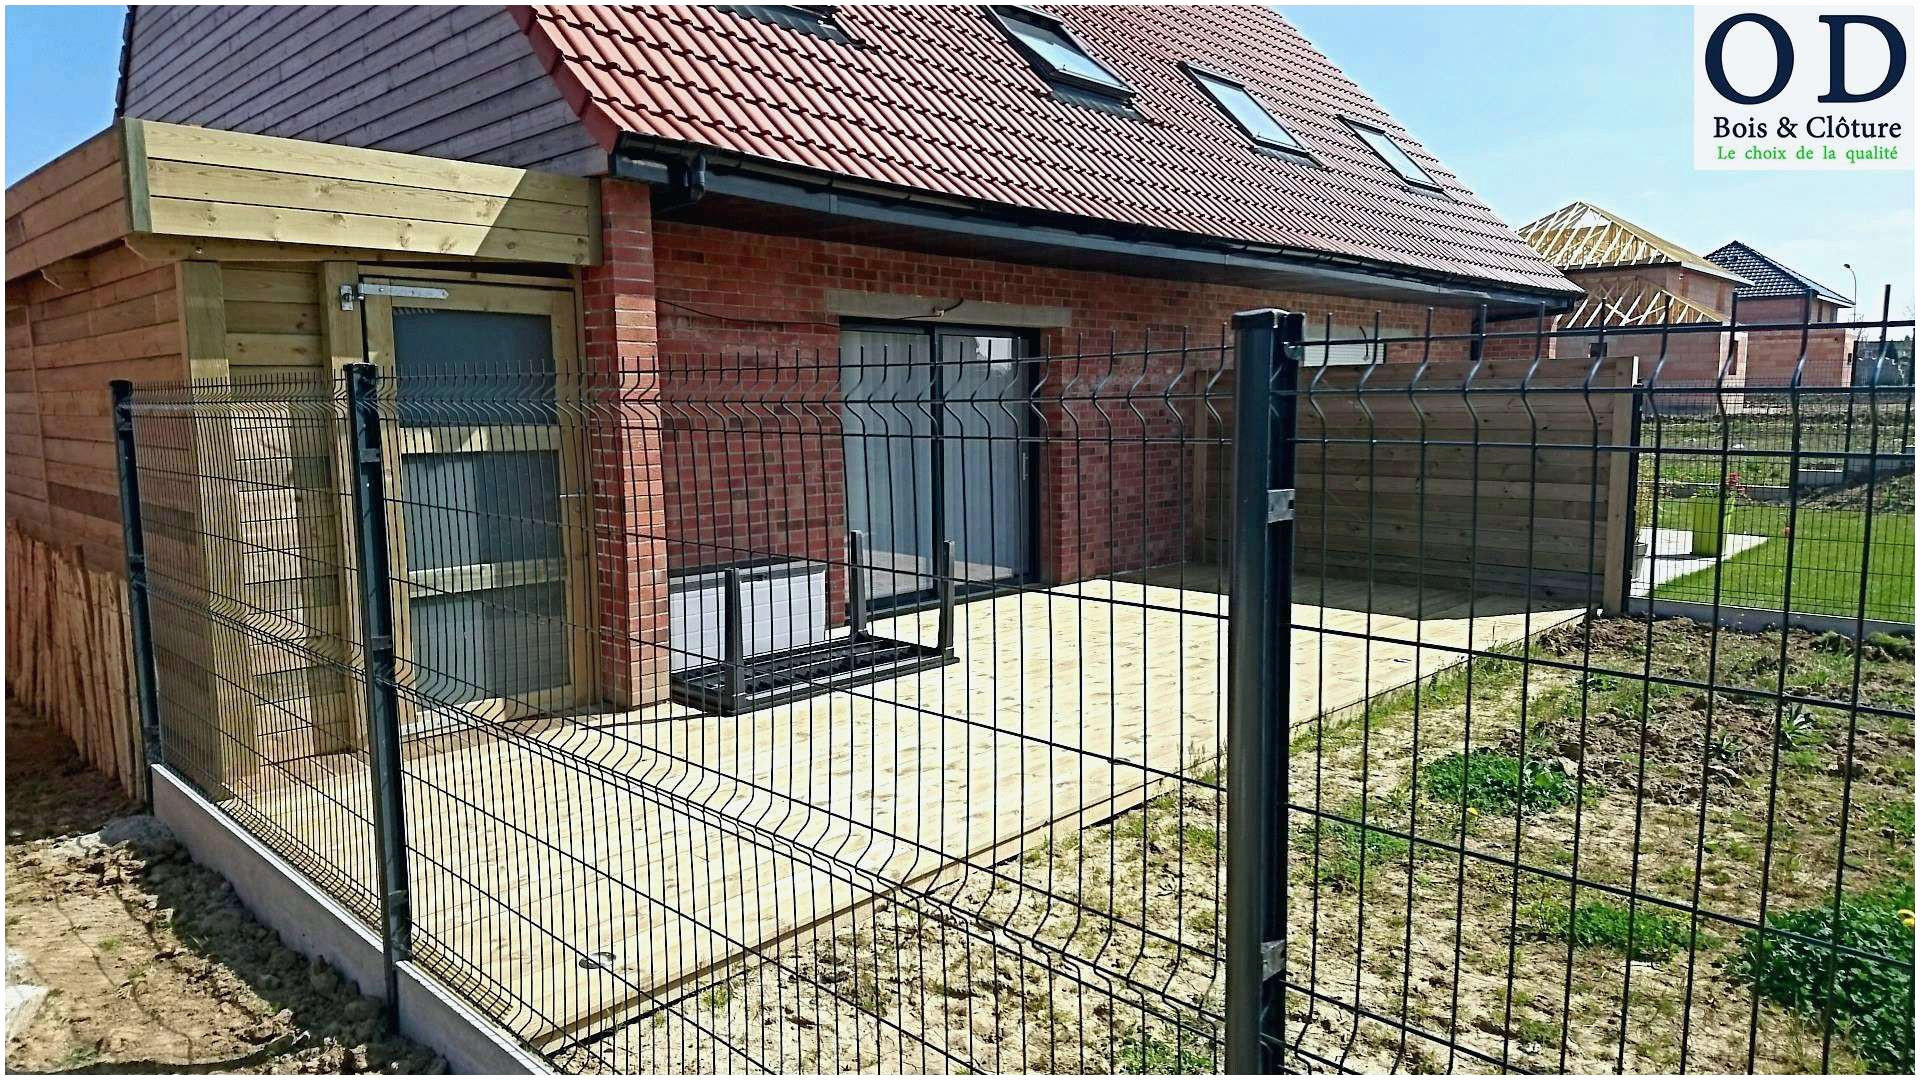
5,704,443,1074
1800,473,1914,512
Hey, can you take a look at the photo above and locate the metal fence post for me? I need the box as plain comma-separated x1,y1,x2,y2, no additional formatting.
343,362,412,1028
110,381,164,787
1225,308,1301,1073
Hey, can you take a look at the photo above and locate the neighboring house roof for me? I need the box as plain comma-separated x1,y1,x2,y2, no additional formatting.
1519,201,1747,283
1705,241,1852,305
1560,282,1727,329
514,4,1577,297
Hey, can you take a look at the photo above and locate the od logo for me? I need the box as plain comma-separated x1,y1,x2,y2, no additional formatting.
1704,13,1906,104
1692,6,1914,171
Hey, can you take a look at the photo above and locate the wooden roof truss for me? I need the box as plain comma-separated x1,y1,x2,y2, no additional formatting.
1559,281,1728,329
1520,201,1746,282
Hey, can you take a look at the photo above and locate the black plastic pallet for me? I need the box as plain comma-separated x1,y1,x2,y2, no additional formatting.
670,631,955,715
668,530,958,716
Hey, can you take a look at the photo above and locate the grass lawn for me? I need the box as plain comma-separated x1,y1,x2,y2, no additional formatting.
1279,617,1914,1073
1653,498,1914,622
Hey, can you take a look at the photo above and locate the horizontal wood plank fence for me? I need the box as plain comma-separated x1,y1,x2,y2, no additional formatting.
1197,355,1636,606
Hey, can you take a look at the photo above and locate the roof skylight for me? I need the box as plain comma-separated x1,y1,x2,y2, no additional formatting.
989,6,1133,102
1344,119,1443,190
1186,65,1309,156
719,6,850,44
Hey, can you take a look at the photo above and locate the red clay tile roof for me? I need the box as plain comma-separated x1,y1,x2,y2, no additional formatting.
516,4,1579,296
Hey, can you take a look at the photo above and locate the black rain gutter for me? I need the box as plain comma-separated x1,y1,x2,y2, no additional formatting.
609,133,1580,314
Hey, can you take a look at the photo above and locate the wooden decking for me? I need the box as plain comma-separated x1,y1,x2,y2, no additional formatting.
231,575,1580,1049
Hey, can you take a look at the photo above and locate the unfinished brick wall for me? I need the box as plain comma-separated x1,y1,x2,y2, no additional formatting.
1737,296,1852,387
1485,265,1736,391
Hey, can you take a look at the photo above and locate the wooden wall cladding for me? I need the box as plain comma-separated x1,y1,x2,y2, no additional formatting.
6,243,185,568
4,125,132,281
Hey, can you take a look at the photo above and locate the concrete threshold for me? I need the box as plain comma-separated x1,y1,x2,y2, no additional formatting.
150,765,551,1075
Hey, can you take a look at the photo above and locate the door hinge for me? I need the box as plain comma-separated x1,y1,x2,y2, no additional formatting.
341,282,453,310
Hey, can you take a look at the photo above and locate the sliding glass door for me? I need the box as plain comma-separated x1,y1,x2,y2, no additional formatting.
840,325,1034,607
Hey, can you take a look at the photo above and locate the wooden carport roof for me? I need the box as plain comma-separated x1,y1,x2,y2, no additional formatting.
6,118,602,284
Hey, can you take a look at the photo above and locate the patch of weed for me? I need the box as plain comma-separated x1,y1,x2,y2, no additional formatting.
1512,1014,1563,1048
1116,1030,1214,1074
1731,887,1915,1072
1299,807,1410,887
1777,706,1822,750
1422,749,1578,815
1180,824,1219,855
1531,899,1688,961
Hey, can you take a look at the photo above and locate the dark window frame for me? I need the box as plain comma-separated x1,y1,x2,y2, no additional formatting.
986,5,1136,107
1341,116,1446,192
1182,62,1317,163
837,317,1045,615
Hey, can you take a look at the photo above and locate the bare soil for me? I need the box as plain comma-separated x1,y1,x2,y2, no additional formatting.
1280,616,1914,1073
1802,474,1915,513
4,703,442,1074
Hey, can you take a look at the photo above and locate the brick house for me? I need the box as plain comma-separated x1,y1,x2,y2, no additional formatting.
42,3,1578,717
1500,201,1747,384
1705,240,1855,387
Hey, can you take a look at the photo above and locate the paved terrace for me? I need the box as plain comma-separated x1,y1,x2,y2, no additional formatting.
232,576,1581,1049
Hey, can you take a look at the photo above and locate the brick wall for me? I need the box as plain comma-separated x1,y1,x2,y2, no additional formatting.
1736,296,1852,387
632,184,1473,608
581,180,668,706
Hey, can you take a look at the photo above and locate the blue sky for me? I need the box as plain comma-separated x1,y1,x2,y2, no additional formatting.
5,3,1912,311
1285,4,1914,313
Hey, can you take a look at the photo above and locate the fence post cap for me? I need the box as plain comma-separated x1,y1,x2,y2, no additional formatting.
1232,308,1294,329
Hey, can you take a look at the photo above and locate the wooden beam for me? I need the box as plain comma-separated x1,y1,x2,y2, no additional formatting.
175,259,260,788
318,260,366,755
145,198,591,265
136,119,589,205
121,119,598,267
145,159,592,235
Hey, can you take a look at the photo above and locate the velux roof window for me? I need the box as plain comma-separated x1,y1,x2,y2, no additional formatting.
1344,118,1443,191
1186,65,1310,157
720,6,850,44
989,6,1133,104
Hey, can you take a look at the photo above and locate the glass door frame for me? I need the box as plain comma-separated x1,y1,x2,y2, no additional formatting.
839,318,1044,615
358,277,592,728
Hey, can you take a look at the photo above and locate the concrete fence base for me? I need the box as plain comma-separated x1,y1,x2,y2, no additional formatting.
150,766,550,1075
1627,596,1915,639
